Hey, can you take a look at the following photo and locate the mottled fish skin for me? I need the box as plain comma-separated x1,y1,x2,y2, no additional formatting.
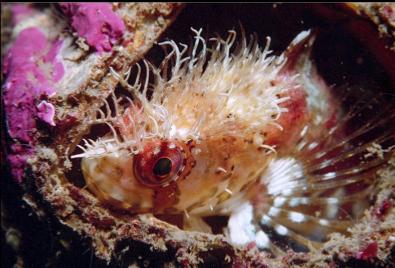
232,89,395,253
75,29,315,216
74,28,395,249
228,37,395,252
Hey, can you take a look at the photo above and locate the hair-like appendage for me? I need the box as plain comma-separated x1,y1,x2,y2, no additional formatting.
227,86,395,253
73,28,298,159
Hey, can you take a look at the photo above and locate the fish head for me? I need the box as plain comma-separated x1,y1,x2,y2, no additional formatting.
76,28,327,216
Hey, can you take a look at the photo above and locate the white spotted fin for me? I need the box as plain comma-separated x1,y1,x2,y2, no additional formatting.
228,31,395,254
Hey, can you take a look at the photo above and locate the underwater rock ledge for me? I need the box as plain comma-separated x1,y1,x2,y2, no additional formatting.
2,3,395,268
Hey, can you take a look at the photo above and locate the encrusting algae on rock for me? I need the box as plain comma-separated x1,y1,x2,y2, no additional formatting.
3,3,395,267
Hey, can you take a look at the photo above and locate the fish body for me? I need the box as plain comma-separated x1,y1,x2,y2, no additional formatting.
74,28,394,250
76,29,317,215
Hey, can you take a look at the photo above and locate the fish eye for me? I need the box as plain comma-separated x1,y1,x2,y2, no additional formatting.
153,158,172,177
133,141,184,187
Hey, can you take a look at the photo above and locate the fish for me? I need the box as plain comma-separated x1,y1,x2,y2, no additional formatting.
71,28,395,253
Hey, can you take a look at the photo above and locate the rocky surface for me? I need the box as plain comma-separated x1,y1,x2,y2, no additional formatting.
2,3,394,268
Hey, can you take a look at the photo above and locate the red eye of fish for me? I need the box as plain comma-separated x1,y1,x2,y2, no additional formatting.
133,140,185,187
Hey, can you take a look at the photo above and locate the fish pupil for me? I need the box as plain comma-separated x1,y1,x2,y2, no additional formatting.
153,158,172,177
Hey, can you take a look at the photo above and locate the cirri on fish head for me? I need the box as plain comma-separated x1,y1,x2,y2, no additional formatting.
72,29,335,216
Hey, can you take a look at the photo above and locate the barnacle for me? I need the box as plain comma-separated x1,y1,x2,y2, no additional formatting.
2,3,395,268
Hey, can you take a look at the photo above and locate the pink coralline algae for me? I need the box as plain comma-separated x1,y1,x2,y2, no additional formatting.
37,101,56,126
381,4,395,27
355,242,378,261
60,3,125,53
3,27,64,182
10,4,35,25
373,199,392,219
